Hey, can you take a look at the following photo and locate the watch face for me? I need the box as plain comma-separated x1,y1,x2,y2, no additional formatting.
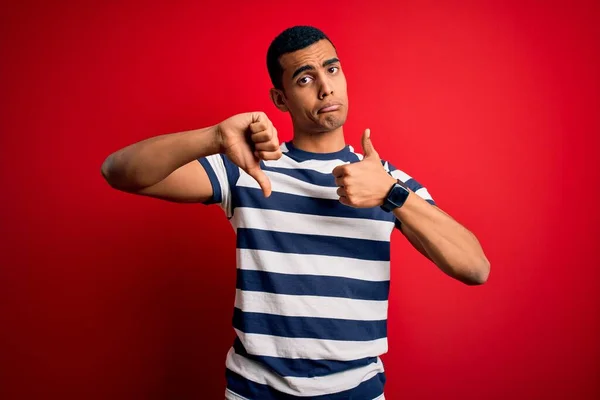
390,184,410,207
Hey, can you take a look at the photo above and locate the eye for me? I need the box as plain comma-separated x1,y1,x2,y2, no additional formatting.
298,76,313,85
328,66,339,74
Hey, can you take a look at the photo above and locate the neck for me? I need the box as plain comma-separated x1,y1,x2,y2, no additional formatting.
291,125,346,153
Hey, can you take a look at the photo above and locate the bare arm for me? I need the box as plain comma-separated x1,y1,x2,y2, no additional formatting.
399,222,432,262
395,197,490,285
100,112,282,203
101,125,220,202
332,129,490,286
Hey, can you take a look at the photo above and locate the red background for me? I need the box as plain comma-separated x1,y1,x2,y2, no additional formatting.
1,0,599,399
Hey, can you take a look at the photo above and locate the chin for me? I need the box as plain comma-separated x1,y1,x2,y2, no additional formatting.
321,114,346,130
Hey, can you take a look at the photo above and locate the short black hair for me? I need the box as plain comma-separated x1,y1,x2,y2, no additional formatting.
267,26,335,90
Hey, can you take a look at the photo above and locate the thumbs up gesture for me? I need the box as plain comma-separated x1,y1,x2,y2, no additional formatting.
332,129,397,208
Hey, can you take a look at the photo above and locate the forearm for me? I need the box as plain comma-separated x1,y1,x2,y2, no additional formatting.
101,125,220,190
394,193,490,284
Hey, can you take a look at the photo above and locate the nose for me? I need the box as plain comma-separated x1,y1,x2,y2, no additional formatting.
318,76,334,100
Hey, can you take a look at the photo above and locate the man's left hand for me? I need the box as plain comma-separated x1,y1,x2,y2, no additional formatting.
332,129,397,208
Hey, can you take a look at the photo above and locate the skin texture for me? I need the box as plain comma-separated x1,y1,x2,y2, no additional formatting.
270,39,348,154
101,111,280,200
217,112,282,197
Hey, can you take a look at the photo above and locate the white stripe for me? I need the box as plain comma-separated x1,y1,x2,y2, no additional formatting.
388,169,434,201
206,154,232,217
235,289,388,321
264,152,349,174
225,347,385,396
390,168,412,183
383,161,390,172
237,248,390,282
232,207,393,241
225,388,249,400
351,149,364,161
415,187,433,201
238,169,339,199
234,329,388,360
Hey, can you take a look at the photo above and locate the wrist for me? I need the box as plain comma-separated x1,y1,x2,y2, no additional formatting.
192,124,222,156
380,177,411,212
211,124,224,154
380,175,399,205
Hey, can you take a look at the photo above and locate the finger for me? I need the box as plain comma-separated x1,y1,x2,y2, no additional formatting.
249,119,270,135
251,130,272,143
361,128,379,159
246,165,272,197
251,111,267,124
255,150,283,161
339,196,351,207
334,176,346,187
254,141,279,152
332,165,346,178
336,187,347,197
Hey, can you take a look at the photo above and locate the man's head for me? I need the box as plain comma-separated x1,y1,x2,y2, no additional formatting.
267,26,348,134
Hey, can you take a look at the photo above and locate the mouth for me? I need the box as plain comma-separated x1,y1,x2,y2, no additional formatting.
317,103,342,114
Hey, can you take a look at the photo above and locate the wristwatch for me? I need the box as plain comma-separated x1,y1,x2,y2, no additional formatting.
380,179,410,212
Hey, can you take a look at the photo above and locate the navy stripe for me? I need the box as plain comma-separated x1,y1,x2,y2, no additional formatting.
404,178,422,193
237,228,390,261
237,269,389,301
347,152,361,163
260,163,337,187
221,154,241,191
234,187,394,223
385,160,398,172
282,143,353,162
197,157,221,204
226,368,386,400
233,308,387,341
232,337,378,378
384,160,436,204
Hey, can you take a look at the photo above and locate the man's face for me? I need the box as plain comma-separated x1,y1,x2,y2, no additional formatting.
276,39,348,133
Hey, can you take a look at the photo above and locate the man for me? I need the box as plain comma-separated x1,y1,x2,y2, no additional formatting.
102,26,490,400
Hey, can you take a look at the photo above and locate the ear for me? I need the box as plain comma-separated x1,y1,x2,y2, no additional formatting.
270,88,289,112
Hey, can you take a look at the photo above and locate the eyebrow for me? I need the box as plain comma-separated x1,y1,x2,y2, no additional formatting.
291,57,340,79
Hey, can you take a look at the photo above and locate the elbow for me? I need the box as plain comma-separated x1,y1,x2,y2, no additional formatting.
100,155,115,185
463,256,491,286
101,153,151,192
439,256,490,286
100,156,110,182
101,154,123,189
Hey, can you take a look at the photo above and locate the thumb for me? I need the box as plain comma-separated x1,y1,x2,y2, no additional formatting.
246,165,272,197
361,128,379,159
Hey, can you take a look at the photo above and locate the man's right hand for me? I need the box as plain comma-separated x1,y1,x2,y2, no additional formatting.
101,111,282,203
216,112,282,197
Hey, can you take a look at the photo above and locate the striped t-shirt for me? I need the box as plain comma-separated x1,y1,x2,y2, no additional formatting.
198,141,435,400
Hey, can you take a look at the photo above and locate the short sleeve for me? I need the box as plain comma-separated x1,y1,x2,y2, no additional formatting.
197,154,240,218
381,160,436,230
